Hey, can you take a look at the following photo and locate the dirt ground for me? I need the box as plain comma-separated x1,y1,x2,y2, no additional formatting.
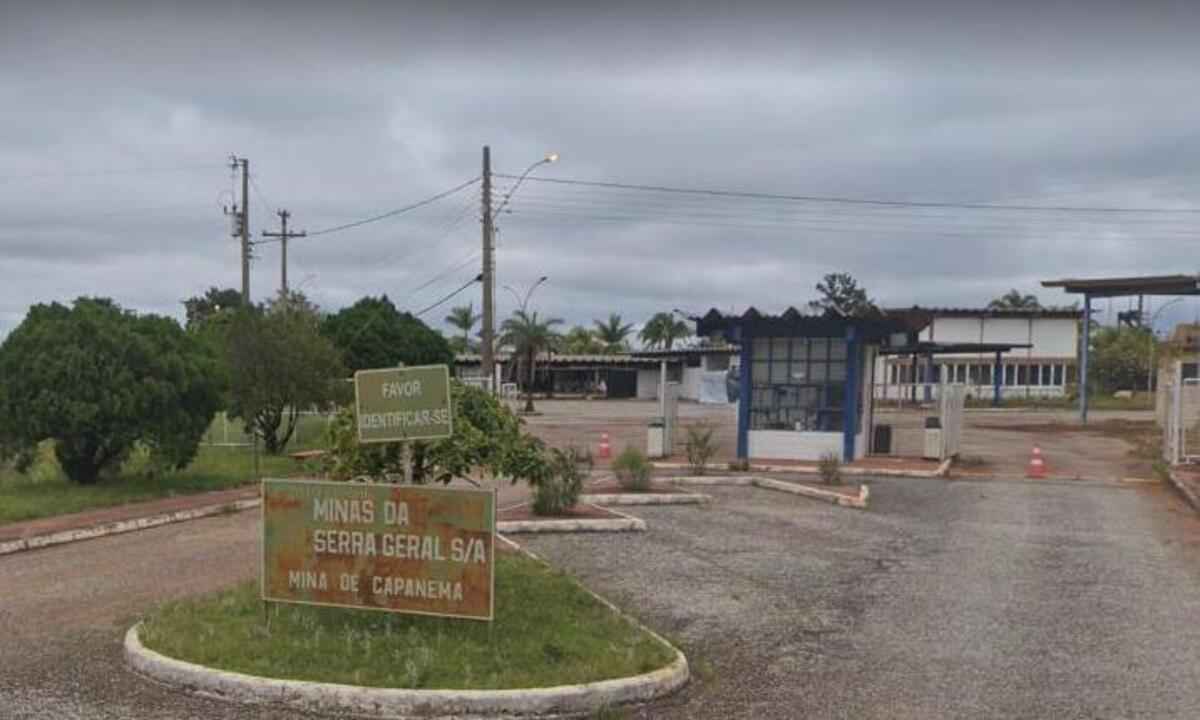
520,399,1159,482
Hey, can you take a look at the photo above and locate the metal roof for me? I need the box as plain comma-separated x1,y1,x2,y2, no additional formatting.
632,346,739,359
695,307,929,340
454,352,658,367
878,341,1033,356
1041,274,1200,298
886,305,1082,319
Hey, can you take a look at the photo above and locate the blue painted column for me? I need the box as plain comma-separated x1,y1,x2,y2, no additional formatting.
843,327,859,462
993,350,1003,407
1080,294,1091,425
737,330,752,460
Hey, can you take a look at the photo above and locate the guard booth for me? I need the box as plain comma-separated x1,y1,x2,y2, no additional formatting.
697,307,927,463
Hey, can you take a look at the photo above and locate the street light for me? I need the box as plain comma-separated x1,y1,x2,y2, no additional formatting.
1148,297,1186,392
493,153,558,219
503,275,549,315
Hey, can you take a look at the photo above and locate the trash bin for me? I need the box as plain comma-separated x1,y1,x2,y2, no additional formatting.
923,416,943,460
873,424,892,454
647,418,666,458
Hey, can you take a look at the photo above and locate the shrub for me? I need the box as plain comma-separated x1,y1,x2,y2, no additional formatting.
532,447,591,516
728,458,750,472
0,298,222,484
685,423,718,475
612,446,652,491
818,452,842,486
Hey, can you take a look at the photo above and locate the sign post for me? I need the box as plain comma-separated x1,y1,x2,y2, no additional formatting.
262,479,496,620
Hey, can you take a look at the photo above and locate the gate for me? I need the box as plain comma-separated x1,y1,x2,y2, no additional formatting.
1164,362,1200,465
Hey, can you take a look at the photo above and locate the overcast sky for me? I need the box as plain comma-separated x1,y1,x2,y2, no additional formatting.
4,1,1200,341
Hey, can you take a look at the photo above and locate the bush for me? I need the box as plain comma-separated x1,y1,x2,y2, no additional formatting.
685,423,718,475
612,446,652,491
818,452,842,486
532,447,591,516
728,458,750,472
0,298,222,484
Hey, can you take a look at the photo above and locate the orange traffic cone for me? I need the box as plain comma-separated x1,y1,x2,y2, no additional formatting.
1027,444,1047,479
598,432,611,461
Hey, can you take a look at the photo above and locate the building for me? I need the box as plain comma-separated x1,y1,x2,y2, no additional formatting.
697,307,926,462
454,352,659,398
874,307,1082,400
631,346,739,403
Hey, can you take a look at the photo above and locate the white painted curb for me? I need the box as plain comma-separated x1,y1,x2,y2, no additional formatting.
498,506,646,534
667,475,869,509
1167,470,1200,512
0,498,261,557
653,461,946,479
126,617,687,719
579,493,711,506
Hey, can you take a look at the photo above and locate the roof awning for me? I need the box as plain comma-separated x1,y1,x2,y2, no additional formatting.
878,342,1032,356
1041,274,1200,298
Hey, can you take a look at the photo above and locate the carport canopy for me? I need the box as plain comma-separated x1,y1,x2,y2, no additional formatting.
1042,273,1200,423
878,341,1033,407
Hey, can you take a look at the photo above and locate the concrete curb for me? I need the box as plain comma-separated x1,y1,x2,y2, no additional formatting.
498,507,646,534
653,461,944,479
0,498,261,557
667,475,868,509
126,604,687,719
579,493,711,506
1166,469,1200,512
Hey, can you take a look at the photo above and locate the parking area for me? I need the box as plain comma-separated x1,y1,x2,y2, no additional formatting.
522,476,1200,719
520,398,1158,480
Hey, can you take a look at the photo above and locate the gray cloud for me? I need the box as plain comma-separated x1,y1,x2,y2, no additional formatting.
2,1,1200,340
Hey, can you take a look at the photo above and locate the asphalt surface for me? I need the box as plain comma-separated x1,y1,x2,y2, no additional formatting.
3,477,1200,718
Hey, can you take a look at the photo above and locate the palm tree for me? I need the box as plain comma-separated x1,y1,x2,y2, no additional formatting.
593,313,634,353
562,325,604,354
988,290,1042,311
639,312,690,350
444,303,481,353
500,309,563,412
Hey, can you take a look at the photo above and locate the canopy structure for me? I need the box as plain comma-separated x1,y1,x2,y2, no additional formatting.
878,342,1033,407
1041,273,1200,423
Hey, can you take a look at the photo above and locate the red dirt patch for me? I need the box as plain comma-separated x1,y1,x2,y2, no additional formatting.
583,480,690,495
498,503,622,522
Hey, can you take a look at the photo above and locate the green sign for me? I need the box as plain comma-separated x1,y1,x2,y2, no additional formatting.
354,365,452,443
262,478,496,620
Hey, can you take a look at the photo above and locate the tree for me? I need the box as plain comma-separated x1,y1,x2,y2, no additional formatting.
444,303,481,354
320,295,453,372
0,298,222,484
225,302,345,454
499,310,563,413
183,287,243,330
561,326,604,354
1090,326,1153,393
593,313,634,353
808,272,879,317
639,312,690,350
988,289,1043,311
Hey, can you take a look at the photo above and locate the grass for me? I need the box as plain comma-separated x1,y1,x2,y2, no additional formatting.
963,394,1155,411
0,441,309,526
139,552,675,690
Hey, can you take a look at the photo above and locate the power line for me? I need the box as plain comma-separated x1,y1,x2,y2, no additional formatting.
307,177,480,237
496,173,1200,215
402,251,481,303
414,275,483,318
249,174,277,218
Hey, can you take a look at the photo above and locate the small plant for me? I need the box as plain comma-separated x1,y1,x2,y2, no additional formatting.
727,458,750,472
611,446,652,491
532,446,591,516
685,423,718,475
817,451,842,486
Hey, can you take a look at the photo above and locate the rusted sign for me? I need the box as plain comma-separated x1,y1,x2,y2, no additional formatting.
354,365,452,443
262,478,495,620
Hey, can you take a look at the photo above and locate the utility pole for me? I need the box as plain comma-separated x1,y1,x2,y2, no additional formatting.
261,209,306,298
228,156,251,304
480,145,496,391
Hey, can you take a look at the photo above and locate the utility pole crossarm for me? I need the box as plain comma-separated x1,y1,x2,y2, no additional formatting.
261,209,307,297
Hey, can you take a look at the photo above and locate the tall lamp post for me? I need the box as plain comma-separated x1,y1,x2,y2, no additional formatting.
480,151,558,393
503,276,549,411
1148,297,1186,392
504,275,549,315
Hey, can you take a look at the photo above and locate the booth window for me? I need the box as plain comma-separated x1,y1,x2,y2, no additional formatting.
749,336,848,432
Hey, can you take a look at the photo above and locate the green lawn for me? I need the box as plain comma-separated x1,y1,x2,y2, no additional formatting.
964,394,1155,411
0,442,310,526
139,552,675,690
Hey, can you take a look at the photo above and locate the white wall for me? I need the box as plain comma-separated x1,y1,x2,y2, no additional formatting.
749,430,842,460
923,315,1076,360
636,369,659,400
681,367,703,401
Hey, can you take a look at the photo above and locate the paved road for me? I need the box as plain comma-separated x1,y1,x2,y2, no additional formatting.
525,478,1200,719
4,477,1200,718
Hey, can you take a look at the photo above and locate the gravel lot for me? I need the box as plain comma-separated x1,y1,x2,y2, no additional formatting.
524,478,1200,719
4,476,1200,718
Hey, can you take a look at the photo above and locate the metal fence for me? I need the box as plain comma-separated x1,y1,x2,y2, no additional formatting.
201,410,336,451
1163,362,1200,466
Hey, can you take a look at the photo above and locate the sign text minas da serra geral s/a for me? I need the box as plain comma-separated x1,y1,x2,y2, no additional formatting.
262,479,496,620
354,365,453,443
